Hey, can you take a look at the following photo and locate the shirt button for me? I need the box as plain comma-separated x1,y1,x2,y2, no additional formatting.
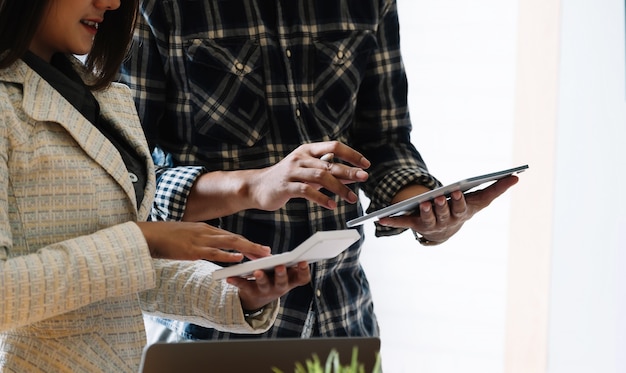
316,289,321,298
295,108,301,117
286,49,292,58
129,173,138,183
337,51,344,59
235,62,245,71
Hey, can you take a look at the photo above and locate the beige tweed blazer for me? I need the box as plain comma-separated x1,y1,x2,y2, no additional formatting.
0,57,277,372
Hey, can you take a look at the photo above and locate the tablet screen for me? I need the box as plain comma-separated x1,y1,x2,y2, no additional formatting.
346,164,528,227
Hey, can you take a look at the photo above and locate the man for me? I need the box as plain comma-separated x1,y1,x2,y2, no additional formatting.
120,0,518,340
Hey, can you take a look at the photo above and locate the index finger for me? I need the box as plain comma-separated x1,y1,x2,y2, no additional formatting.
200,232,272,260
309,141,371,169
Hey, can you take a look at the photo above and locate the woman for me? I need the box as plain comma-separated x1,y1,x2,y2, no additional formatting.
0,0,311,371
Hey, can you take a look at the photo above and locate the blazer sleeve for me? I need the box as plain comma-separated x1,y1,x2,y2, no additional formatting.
139,259,279,334
0,220,156,331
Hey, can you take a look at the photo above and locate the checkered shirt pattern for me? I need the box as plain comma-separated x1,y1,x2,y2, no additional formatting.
121,0,440,339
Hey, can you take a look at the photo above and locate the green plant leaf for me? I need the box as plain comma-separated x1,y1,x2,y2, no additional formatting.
271,346,382,373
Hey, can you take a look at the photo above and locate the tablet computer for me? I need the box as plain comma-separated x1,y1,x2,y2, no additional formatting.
212,229,361,280
346,164,528,227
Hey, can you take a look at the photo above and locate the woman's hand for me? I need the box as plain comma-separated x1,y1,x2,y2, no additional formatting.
136,221,271,262
226,262,312,312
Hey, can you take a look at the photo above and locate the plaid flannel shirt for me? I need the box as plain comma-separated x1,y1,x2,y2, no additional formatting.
121,0,439,339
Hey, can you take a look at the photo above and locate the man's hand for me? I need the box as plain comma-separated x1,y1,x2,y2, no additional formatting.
244,141,371,211
377,175,520,244
183,141,371,222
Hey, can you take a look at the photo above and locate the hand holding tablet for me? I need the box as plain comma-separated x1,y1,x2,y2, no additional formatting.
347,164,528,227
212,165,526,280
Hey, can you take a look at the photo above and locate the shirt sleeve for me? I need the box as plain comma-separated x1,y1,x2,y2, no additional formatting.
350,0,442,236
151,165,205,222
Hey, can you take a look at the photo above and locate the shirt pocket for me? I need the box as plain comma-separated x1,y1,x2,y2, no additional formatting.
311,31,378,138
184,37,269,147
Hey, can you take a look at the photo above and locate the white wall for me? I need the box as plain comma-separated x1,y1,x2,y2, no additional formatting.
359,1,519,372
505,0,626,371
505,0,560,370
361,1,626,372
548,0,626,371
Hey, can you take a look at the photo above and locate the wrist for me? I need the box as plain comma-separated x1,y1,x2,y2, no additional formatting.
412,230,447,246
234,169,258,210
242,306,265,318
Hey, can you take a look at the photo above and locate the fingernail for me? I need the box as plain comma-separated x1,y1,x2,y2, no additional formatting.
356,170,368,179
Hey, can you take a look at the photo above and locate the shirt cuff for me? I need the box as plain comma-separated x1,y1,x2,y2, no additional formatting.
151,166,205,221
242,299,280,331
368,167,441,237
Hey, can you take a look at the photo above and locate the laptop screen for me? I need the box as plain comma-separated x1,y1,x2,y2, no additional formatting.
139,337,381,373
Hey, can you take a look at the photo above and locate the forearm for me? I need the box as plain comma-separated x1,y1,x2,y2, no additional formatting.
152,164,271,223
390,183,432,204
182,169,260,222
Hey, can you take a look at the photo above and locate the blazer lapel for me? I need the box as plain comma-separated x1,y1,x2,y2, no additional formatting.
19,62,154,216
94,83,156,217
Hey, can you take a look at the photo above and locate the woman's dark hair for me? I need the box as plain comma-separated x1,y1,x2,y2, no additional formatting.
0,0,139,90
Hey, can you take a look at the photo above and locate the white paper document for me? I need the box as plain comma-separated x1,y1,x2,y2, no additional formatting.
212,229,361,280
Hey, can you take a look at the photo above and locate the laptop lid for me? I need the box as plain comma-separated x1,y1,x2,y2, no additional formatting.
139,337,381,373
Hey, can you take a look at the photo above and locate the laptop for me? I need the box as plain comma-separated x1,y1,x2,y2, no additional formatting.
139,337,381,373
